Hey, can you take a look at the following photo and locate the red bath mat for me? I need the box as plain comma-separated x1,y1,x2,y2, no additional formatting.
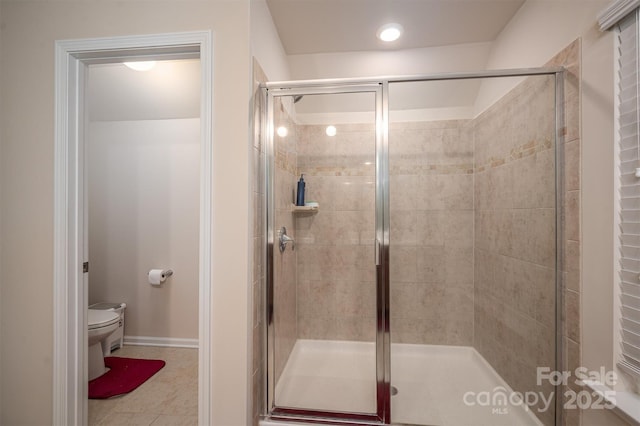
88,357,165,399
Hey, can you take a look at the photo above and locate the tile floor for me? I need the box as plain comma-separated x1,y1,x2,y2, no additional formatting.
88,345,198,426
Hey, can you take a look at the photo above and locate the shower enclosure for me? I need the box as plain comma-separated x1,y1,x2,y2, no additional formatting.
262,68,564,426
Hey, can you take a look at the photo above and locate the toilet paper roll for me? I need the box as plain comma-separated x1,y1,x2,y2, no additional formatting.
148,269,166,286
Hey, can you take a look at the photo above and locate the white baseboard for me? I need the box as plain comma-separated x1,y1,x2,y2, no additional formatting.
124,335,198,349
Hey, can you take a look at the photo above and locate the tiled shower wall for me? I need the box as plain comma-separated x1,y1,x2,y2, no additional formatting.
295,123,377,340
294,119,477,345
473,74,557,426
389,120,475,345
555,40,582,426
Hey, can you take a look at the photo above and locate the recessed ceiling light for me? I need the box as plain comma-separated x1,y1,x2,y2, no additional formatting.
326,125,337,137
123,61,157,71
377,23,403,42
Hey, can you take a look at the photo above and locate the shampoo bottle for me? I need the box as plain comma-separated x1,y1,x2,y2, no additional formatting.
296,174,306,206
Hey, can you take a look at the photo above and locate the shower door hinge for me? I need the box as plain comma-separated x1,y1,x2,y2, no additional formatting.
83,262,89,273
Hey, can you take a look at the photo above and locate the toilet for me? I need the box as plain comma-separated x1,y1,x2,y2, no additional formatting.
88,309,120,381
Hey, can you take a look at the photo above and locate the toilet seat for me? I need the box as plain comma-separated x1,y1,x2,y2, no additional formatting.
88,309,119,330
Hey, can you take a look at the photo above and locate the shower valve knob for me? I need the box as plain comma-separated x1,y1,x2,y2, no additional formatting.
278,226,295,253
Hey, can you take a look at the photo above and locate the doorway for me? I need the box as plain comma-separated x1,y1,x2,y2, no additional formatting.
53,32,213,426
86,57,200,422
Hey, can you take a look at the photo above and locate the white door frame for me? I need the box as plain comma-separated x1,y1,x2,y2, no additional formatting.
53,31,213,426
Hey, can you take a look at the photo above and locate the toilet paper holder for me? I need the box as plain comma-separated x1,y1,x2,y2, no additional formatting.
148,268,174,285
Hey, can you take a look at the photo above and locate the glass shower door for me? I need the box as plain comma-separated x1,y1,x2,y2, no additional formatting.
387,75,558,426
266,86,388,421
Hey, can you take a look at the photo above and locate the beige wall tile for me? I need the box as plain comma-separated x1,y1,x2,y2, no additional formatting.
304,175,336,210
565,190,580,242
444,247,473,284
390,246,418,283
390,174,418,211
416,246,446,283
565,140,580,192
564,63,580,144
391,210,418,245
333,316,377,341
565,289,581,343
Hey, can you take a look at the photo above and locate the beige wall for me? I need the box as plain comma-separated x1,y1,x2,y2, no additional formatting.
580,21,615,375
0,1,251,425
88,119,200,340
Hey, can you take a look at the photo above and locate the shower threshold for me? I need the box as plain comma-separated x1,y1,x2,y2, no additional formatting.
265,340,544,426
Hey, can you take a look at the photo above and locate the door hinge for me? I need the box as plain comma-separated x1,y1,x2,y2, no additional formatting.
83,262,89,273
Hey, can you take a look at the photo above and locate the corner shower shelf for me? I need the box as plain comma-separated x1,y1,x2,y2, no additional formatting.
291,204,319,214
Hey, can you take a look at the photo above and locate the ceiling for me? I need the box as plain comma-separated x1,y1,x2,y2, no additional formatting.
87,1,527,122
266,0,526,55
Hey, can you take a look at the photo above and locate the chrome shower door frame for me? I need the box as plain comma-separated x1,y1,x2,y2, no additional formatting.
263,67,565,426
264,82,391,423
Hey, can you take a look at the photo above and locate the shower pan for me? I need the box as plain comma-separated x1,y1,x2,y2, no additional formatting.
261,68,565,426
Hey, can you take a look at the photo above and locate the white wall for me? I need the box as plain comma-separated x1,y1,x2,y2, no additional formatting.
0,2,251,425
88,60,201,122
88,119,200,341
250,0,290,81
287,41,492,80
475,0,610,113
285,43,493,123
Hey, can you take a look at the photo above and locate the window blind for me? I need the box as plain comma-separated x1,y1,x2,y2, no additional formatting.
618,9,640,380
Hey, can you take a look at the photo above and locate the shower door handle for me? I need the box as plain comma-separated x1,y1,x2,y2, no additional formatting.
375,238,381,266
